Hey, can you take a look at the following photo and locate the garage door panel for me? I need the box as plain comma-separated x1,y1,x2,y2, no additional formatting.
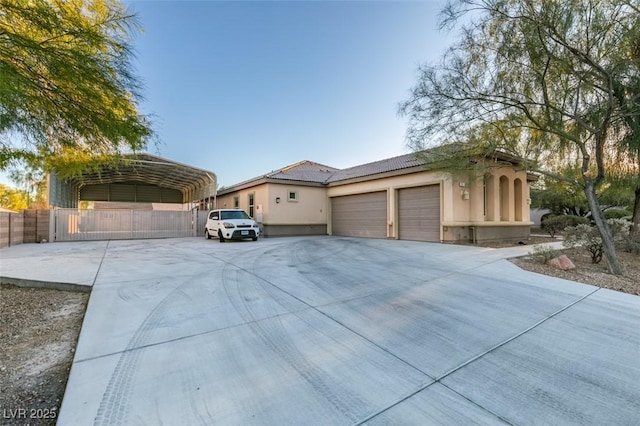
332,192,386,238
398,185,440,242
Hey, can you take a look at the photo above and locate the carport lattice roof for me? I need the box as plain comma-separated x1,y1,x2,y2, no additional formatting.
59,153,217,200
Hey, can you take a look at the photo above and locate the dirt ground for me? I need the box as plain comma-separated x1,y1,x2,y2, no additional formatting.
0,285,88,426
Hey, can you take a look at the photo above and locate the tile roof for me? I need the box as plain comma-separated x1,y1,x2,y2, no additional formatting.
326,152,423,183
266,160,340,183
218,144,524,193
219,154,426,193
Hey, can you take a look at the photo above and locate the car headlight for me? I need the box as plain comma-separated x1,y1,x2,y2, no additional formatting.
253,224,259,228
223,222,235,229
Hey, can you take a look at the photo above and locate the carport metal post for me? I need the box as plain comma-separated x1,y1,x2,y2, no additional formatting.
191,209,198,237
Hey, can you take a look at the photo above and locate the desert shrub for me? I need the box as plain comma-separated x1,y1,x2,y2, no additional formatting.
603,209,632,220
541,215,566,237
540,212,554,224
620,232,640,255
564,224,603,263
529,245,560,264
564,219,631,264
565,215,591,226
541,215,589,237
608,218,632,238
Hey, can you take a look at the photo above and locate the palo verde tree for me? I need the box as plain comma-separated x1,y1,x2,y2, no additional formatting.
401,0,640,275
611,42,640,232
0,0,153,172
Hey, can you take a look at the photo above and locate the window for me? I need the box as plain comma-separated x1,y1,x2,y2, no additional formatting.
288,191,298,202
221,210,250,220
248,193,254,217
483,177,487,217
233,196,239,208
209,212,218,220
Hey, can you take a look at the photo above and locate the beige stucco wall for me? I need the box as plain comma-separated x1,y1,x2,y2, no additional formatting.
217,183,327,225
216,164,532,241
471,166,531,225
326,166,532,240
265,184,328,225
216,183,268,221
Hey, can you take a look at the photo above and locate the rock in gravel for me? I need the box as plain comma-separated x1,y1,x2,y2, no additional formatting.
547,254,576,271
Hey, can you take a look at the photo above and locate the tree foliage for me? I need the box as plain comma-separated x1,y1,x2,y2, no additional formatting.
0,0,152,171
401,0,640,275
8,165,48,208
0,183,29,210
531,172,636,216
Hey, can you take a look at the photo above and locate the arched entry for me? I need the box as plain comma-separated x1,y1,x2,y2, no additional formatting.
514,178,523,221
499,176,510,221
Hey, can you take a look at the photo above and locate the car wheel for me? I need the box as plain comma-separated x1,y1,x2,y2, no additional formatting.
205,229,212,240
218,230,225,243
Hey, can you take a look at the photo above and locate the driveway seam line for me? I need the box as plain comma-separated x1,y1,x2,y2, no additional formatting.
352,380,513,426
354,286,601,424
435,286,601,381
204,253,434,379
92,240,110,287
73,310,306,364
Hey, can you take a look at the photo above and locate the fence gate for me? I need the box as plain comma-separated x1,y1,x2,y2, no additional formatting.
196,211,209,237
53,209,199,241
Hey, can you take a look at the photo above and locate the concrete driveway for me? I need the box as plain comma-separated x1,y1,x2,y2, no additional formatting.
3,236,638,425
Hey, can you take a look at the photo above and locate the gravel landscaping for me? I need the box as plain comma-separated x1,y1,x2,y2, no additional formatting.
511,247,640,296
0,285,88,426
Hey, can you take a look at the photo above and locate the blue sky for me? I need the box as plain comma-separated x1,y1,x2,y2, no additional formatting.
3,0,455,188
127,0,453,187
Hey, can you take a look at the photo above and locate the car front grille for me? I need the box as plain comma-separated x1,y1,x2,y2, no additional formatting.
231,230,256,238
237,224,252,228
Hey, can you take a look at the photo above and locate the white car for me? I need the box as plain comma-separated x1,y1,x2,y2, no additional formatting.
205,209,260,242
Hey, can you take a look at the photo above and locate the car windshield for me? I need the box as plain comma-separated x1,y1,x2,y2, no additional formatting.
220,210,251,220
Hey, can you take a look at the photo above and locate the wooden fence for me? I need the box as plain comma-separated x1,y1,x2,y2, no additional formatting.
0,210,51,249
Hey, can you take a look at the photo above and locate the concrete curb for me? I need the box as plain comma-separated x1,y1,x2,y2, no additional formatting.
0,276,92,293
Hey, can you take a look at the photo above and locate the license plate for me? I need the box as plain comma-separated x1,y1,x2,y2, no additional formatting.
241,230,249,235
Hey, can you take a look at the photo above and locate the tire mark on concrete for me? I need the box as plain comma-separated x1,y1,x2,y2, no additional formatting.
93,270,210,426
93,241,264,426
220,246,365,423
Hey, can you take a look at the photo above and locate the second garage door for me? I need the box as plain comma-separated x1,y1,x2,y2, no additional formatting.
331,191,387,238
398,185,440,241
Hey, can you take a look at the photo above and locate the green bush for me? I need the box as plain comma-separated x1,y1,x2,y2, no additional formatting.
620,232,640,255
529,245,560,264
541,215,589,237
541,215,565,237
563,219,631,264
603,209,632,220
565,215,591,226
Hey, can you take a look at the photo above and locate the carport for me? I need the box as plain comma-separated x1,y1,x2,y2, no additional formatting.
48,153,217,208
47,153,217,241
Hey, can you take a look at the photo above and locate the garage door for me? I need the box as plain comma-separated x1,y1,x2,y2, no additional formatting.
398,185,440,241
331,191,387,238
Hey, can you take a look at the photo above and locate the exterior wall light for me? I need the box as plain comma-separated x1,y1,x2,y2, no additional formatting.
276,197,280,204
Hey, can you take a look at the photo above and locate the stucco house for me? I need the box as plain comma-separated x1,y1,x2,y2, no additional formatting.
216,151,535,242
